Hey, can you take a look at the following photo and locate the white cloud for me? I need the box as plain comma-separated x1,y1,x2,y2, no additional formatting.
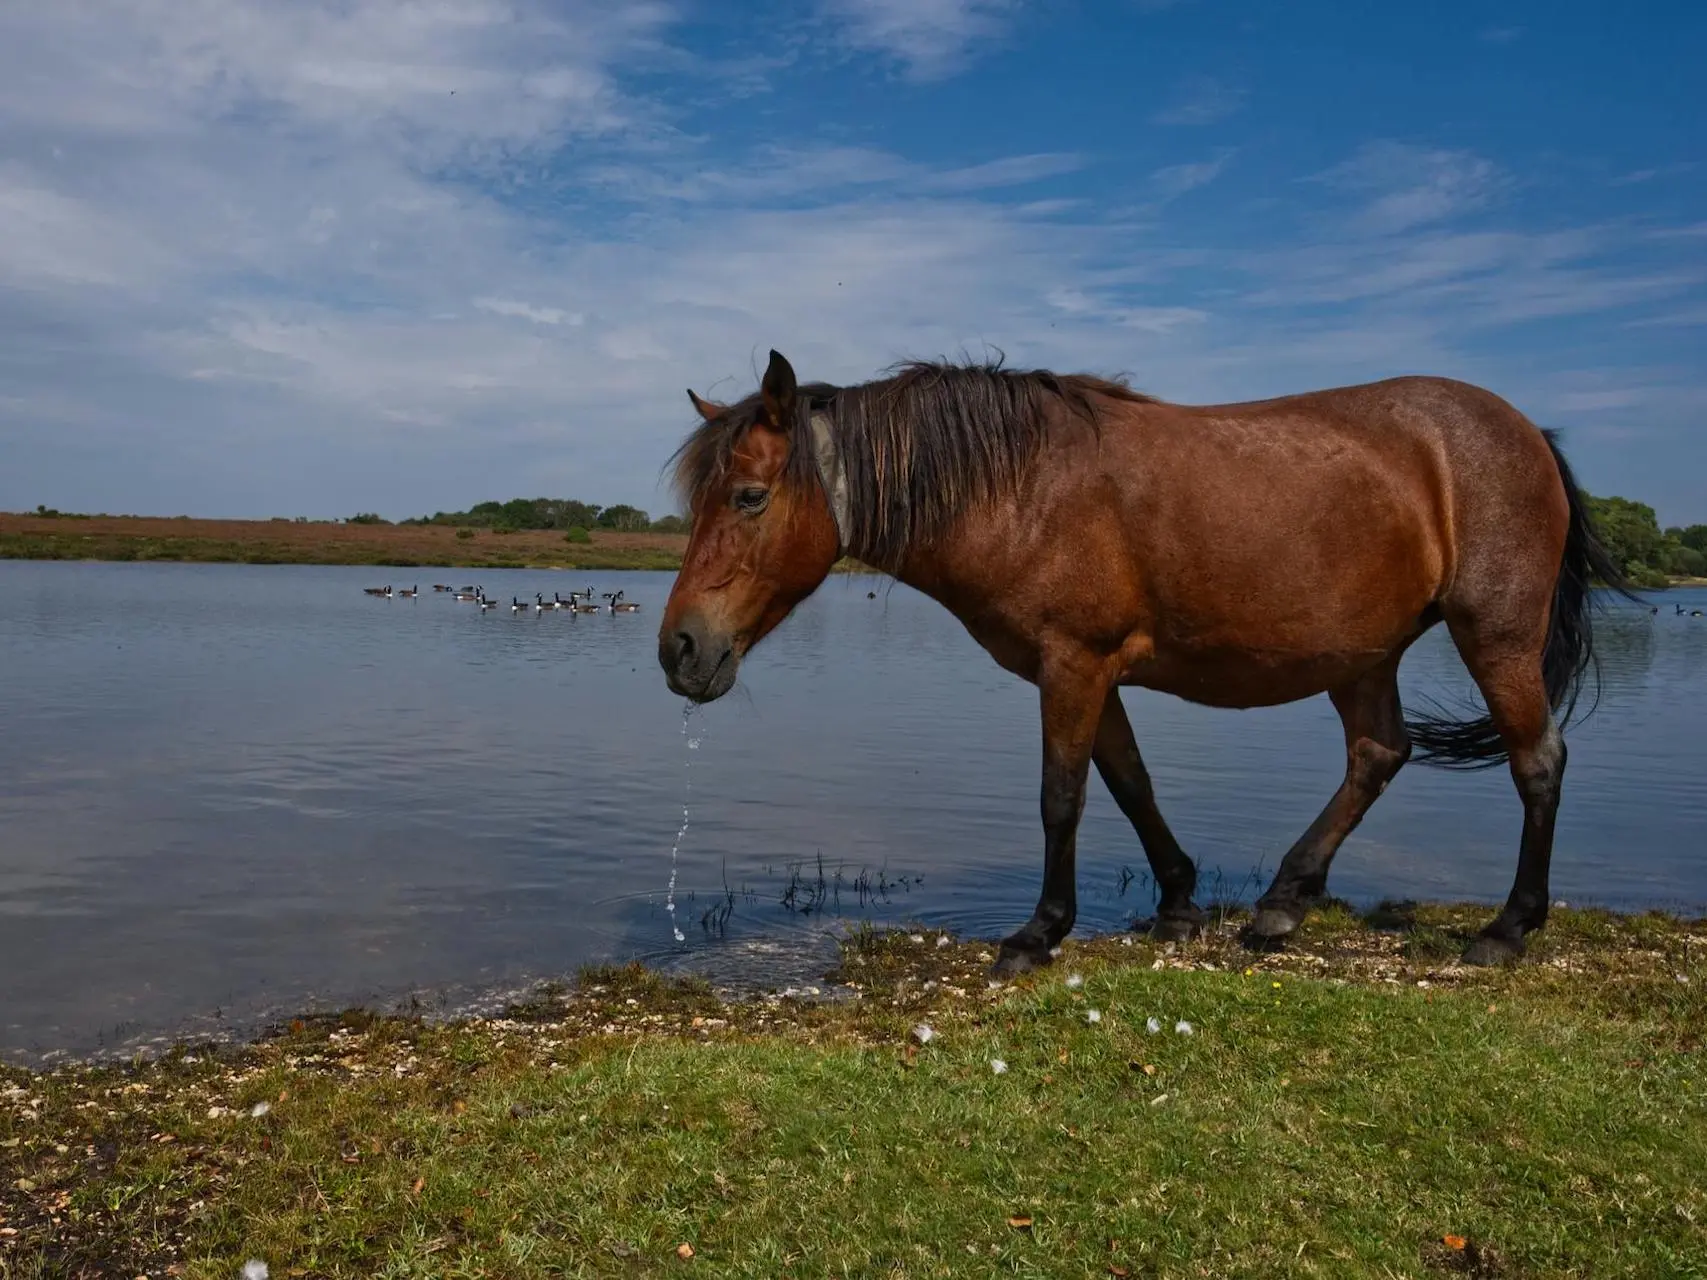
1152,76,1246,127
0,175,175,288
475,298,583,326
1611,162,1694,186
1649,222,1707,240
1151,151,1234,200
0,2,668,161
1,7,1704,527
584,146,1082,205
820,0,1018,80
1624,305,1707,329
1314,141,1506,233
923,153,1086,192
1552,389,1647,412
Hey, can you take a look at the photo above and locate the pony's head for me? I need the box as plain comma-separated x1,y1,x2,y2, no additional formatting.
658,349,841,701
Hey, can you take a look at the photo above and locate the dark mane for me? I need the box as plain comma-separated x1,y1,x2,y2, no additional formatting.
671,359,1153,567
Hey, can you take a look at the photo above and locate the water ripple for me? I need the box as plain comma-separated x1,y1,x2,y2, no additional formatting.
0,562,1703,1059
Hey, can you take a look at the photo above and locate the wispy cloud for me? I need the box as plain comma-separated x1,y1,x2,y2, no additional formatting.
1611,162,1696,186
475,298,583,327
1624,305,1707,329
2,4,1705,527
1152,76,1246,126
1551,389,1647,412
583,146,1081,205
923,153,1086,192
1151,150,1235,200
1648,221,1707,240
1314,141,1506,233
0,1,667,160
819,0,1018,80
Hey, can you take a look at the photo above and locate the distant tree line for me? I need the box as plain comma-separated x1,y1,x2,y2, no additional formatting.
395,498,687,536
380,492,1704,583
1585,494,1706,588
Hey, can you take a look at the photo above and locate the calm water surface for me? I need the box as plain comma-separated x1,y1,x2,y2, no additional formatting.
1,562,1703,1060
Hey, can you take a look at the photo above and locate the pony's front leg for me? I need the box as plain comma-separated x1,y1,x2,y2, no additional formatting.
994,659,1109,976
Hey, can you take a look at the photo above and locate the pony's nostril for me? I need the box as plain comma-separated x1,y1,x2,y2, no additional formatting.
674,630,697,663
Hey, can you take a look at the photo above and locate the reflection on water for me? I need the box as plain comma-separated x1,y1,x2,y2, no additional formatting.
0,562,1703,1061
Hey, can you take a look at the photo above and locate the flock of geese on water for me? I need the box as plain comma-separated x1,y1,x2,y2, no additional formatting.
355,580,1706,619
360,583,641,615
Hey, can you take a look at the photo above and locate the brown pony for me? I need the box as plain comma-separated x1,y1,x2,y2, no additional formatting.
658,350,1633,973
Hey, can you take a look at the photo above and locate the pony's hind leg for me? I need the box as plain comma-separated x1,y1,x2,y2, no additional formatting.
1456,653,1565,966
1092,690,1205,941
1249,656,1411,941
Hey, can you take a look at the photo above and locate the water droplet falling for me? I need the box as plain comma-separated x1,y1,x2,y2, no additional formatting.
665,705,703,942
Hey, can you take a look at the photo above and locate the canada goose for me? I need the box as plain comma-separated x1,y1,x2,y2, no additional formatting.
397,584,418,598
362,585,391,597
432,584,454,592
453,587,485,602
566,591,599,613
609,590,640,613
478,595,497,612
534,593,560,613
511,596,528,615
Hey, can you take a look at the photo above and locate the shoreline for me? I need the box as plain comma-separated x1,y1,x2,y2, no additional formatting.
4,902,1704,1276
4,515,1698,584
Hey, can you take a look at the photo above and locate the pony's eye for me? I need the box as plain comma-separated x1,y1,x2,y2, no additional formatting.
735,486,769,514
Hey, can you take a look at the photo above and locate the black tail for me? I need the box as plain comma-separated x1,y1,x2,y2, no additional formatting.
1407,429,1645,770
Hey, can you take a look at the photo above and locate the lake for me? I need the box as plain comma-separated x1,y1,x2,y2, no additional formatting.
1,561,1703,1061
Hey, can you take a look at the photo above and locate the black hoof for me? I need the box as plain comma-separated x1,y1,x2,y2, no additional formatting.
1148,913,1203,943
1248,906,1304,941
1462,934,1524,967
992,941,1054,976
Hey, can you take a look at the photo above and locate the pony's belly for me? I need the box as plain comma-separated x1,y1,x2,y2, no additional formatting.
1123,647,1390,708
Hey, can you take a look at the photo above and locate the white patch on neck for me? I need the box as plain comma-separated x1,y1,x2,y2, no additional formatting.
809,411,851,555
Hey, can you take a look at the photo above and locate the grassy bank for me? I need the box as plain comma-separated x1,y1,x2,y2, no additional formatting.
3,905,1704,1279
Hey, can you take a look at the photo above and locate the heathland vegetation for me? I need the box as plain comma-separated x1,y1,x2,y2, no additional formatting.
401,496,687,539
0,509,687,572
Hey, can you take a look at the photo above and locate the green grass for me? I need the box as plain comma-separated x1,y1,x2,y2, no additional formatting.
3,907,1705,1278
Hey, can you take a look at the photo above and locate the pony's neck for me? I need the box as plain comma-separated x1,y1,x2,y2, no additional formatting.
858,513,980,603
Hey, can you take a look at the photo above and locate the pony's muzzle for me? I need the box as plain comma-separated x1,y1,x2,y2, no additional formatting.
658,617,737,701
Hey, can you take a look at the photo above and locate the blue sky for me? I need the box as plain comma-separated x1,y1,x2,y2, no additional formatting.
1,0,1702,524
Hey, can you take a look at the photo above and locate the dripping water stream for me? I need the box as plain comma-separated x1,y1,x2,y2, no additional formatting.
664,703,704,942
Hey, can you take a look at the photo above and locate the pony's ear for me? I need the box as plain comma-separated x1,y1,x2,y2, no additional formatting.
686,389,725,422
759,349,798,429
